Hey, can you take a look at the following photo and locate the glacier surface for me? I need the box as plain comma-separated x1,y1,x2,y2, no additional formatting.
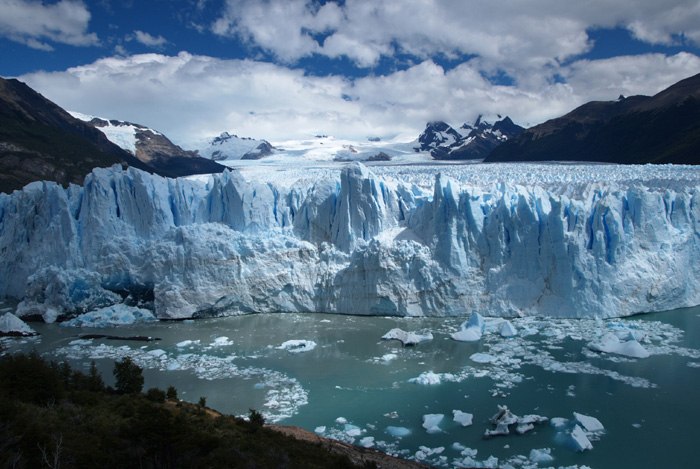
1,162,699,321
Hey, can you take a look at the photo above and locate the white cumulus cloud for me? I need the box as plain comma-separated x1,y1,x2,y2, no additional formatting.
0,0,98,50
18,50,700,146
128,30,169,49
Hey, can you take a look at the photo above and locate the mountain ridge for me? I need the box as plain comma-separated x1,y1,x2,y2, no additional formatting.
486,72,700,164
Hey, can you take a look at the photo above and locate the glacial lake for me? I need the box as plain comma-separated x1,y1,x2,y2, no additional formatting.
3,304,700,469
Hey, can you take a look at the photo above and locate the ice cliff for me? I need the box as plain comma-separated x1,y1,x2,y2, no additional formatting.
1,163,698,321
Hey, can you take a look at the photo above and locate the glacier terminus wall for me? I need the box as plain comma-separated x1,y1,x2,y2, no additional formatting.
1,162,698,321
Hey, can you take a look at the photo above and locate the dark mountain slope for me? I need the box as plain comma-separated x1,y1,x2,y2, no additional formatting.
486,72,700,165
0,77,225,194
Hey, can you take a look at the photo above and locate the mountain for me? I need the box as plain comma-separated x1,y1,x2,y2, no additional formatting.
3,163,697,322
414,116,524,160
195,131,277,161
73,113,226,178
0,77,152,194
486,72,700,164
0,77,226,194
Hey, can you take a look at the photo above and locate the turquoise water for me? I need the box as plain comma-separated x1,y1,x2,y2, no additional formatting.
3,305,700,468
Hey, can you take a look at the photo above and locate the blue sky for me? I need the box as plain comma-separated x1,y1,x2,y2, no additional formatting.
2,0,700,145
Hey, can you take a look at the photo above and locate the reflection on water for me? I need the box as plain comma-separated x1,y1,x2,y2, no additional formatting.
3,306,700,468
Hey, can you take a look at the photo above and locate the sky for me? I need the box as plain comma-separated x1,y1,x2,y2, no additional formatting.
2,0,700,147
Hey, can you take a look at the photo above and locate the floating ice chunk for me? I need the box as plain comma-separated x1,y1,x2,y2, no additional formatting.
409,371,442,385
589,333,650,358
68,339,93,346
380,353,397,362
314,426,326,434
573,413,604,433
422,414,444,434
415,446,445,459
550,417,570,429
484,405,547,438
567,425,593,451
211,336,233,346
176,340,199,348
147,349,167,359
381,328,433,346
276,340,317,353
386,426,411,437
453,410,473,427
0,312,37,336
451,323,482,342
344,424,362,437
359,436,375,448
529,448,554,463
60,304,157,328
499,320,517,337
335,417,347,424
470,352,497,364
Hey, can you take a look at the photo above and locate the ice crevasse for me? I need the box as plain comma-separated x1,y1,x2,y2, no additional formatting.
0,162,698,321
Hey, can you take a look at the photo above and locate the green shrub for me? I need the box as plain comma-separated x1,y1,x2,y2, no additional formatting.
146,387,166,403
166,385,178,400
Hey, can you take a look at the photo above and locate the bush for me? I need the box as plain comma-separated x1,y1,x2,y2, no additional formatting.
146,387,166,403
113,357,144,394
198,396,206,407
249,408,265,427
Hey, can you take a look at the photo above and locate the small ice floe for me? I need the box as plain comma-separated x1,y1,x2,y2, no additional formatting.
409,371,448,385
314,426,326,434
60,304,157,328
0,312,38,337
381,328,433,346
453,410,473,427
451,312,485,342
335,417,347,424
470,352,497,364
483,405,548,438
552,412,604,452
528,448,554,463
176,339,200,348
276,339,317,353
359,436,375,448
588,332,650,358
210,336,233,347
415,446,444,460
422,414,444,434
344,424,362,437
386,426,411,437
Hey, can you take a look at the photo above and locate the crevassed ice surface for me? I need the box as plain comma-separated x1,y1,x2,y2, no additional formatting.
1,162,698,320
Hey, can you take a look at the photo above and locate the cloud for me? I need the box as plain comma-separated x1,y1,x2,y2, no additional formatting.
127,30,169,49
0,0,99,50
18,51,700,146
211,0,700,78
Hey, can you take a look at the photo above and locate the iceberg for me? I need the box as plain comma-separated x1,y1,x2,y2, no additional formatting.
386,426,411,437
381,328,433,345
276,340,317,354
60,304,157,327
1,162,698,321
588,333,650,358
0,312,37,336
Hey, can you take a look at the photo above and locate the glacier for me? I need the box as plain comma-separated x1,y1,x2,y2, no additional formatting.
0,162,699,322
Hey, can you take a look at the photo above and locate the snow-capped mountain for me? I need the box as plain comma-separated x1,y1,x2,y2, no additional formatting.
415,116,524,159
72,112,226,178
2,162,698,322
194,132,278,161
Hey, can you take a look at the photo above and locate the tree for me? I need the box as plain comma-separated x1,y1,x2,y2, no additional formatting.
113,357,144,394
166,386,178,400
